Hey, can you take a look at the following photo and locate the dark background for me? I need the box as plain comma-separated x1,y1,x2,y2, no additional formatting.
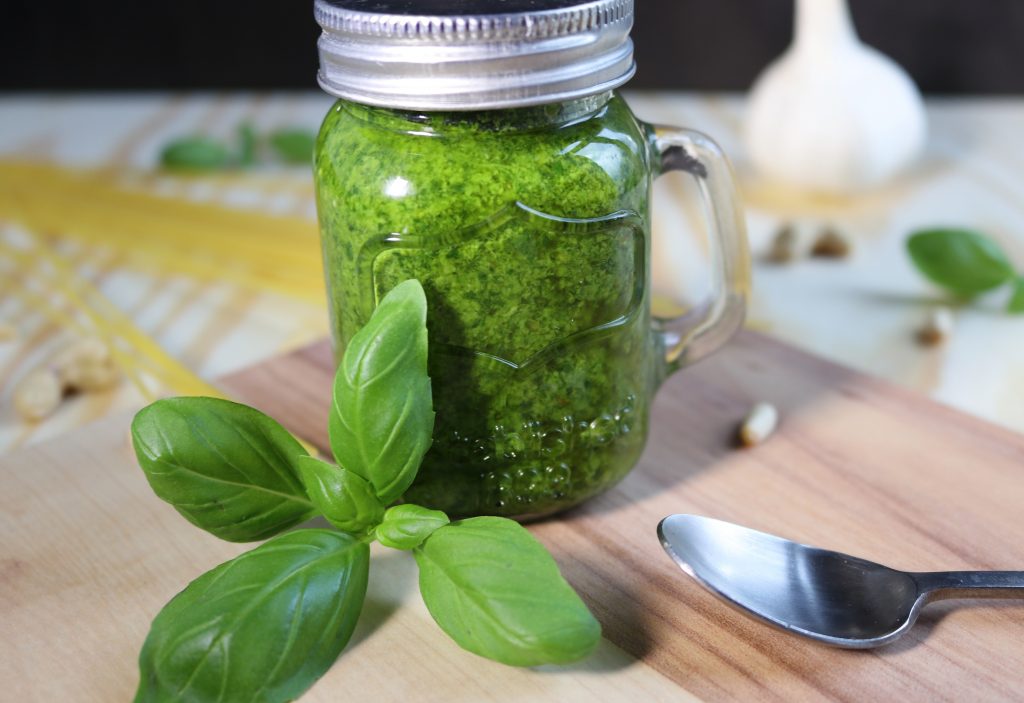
3,0,1023,94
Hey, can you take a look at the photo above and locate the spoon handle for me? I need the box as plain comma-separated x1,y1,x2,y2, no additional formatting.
914,571,1024,600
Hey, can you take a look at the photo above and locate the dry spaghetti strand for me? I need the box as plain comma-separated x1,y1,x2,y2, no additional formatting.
0,236,224,399
0,160,325,305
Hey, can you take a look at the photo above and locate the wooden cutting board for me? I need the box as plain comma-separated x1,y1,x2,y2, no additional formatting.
3,331,1024,702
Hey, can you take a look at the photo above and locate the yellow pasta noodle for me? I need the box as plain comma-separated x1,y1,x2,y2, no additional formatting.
0,161,325,304
1,236,223,400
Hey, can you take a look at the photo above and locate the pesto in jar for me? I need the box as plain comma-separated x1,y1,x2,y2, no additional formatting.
315,91,661,518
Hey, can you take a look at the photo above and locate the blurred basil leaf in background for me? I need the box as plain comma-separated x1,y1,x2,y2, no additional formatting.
907,229,1015,297
160,137,233,171
268,128,317,165
1009,277,1024,314
238,122,258,168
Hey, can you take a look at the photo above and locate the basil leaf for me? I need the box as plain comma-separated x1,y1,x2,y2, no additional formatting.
296,455,385,534
135,529,369,703
1009,276,1024,314
268,128,316,165
907,229,1015,296
415,517,601,666
131,397,315,542
238,122,258,168
329,279,434,505
375,504,449,550
160,137,232,171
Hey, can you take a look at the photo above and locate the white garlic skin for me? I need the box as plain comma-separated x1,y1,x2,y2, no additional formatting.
745,0,927,194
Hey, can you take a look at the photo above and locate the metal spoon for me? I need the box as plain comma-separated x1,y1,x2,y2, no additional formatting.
658,514,1024,648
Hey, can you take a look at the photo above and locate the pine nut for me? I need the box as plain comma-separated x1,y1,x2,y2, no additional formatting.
917,307,954,346
740,402,779,447
14,368,63,422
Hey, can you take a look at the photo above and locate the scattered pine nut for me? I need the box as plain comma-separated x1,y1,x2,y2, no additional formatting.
810,226,851,259
54,337,121,392
11,337,123,425
917,307,954,347
14,368,63,422
739,402,779,447
0,321,17,343
766,224,798,263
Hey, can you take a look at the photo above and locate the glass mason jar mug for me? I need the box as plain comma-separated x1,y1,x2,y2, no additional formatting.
313,0,750,518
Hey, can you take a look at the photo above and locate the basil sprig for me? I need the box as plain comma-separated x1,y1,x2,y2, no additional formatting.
1010,276,1024,313
238,122,258,168
130,279,600,703
159,137,233,171
907,229,1024,313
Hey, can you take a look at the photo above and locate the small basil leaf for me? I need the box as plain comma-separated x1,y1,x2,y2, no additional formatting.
268,128,316,165
1009,276,1024,314
375,504,449,550
907,229,1015,296
238,122,258,168
135,529,369,703
329,279,434,505
415,516,601,666
296,455,385,534
160,137,232,171
131,397,315,542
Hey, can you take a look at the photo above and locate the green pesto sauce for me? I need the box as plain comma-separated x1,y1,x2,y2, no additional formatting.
315,92,661,518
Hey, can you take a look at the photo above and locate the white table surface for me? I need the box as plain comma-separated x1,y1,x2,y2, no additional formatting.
1,92,1022,452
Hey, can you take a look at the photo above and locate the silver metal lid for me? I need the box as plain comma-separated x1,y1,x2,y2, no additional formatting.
314,0,636,110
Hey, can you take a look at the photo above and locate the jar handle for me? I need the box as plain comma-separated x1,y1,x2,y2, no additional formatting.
648,125,750,375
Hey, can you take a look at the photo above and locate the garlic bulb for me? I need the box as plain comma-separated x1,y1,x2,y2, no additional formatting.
745,0,927,194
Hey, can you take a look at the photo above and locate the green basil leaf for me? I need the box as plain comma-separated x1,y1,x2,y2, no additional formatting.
907,229,1015,296
375,504,449,550
131,397,315,542
268,128,316,165
415,516,600,666
238,122,258,168
160,137,232,171
296,455,385,534
135,529,369,703
329,279,434,505
1009,276,1024,314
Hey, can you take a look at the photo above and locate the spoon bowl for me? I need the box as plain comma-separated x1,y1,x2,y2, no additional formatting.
658,514,1024,648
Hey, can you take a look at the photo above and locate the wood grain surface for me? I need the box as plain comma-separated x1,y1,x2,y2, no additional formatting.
4,331,1024,701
